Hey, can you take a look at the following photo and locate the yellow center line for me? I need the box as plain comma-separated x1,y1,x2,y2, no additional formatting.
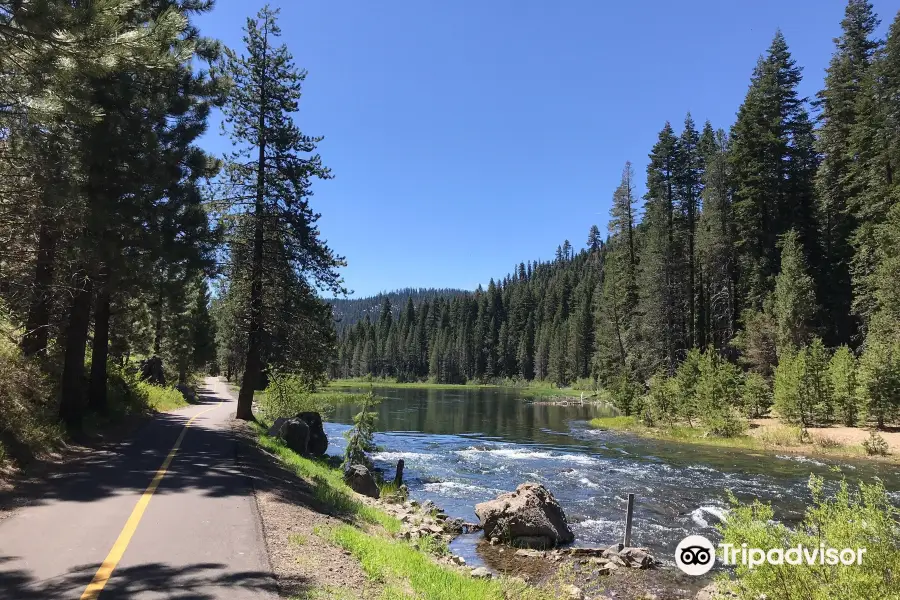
79,401,223,600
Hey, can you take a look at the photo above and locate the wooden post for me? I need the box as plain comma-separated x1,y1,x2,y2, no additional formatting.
622,493,635,548
394,459,405,487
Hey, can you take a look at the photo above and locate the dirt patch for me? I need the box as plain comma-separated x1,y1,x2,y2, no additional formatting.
748,418,900,457
231,419,379,599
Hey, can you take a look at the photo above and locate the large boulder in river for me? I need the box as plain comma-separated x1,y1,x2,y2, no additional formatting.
475,483,574,549
295,411,328,456
279,418,310,455
344,464,380,498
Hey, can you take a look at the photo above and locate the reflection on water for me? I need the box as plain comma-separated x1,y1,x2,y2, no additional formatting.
326,386,900,562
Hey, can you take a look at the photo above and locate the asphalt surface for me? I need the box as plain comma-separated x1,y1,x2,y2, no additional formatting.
0,377,277,599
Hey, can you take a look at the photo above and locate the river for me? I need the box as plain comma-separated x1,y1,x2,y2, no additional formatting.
323,386,900,565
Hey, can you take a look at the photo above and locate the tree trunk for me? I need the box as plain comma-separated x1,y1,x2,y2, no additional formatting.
88,267,111,413
59,274,94,428
153,286,164,356
21,221,56,357
237,28,269,421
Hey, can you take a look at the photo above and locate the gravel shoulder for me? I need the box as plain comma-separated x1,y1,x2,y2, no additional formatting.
231,419,379,599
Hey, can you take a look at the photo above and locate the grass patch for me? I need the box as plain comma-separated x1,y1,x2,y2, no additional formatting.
140,382,189,411
589,415,640,430
756,424,804,447
327,377,599,399
326,524,548,600
253,423,401,534
589,416,876,460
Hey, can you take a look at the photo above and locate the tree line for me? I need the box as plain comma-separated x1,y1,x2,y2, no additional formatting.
0,1,341,450
331,288,468,336
334,1,900,431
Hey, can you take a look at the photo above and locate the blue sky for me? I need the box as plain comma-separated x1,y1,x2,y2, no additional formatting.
196,1,896,298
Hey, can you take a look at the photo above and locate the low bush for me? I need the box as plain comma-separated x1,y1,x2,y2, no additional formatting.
260,372,339,420
862,431,889,456
0,316,63,465
756,424,805,447
810,434,843,449
718,476,900,600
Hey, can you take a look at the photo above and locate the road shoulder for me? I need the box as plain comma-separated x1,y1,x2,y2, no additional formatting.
230,418,376,599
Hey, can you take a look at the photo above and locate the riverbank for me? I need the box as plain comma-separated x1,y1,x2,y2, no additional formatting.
327,377,602,400
248,418,710,599
589,415,899,463
244,420,561,599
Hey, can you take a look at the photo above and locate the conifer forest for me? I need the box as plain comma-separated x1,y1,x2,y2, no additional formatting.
1,0,900,463
334,2,900,432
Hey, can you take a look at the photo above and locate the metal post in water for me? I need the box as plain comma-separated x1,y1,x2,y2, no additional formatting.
394,459,405,487
623,493,635,547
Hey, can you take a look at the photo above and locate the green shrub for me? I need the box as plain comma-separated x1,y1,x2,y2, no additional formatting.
741,371,772,418
829,345,861,426
644,372,677,426
775,339,833,427
696,351,747,437
139,381,188,411
857,336,900,429
674,349,702,426
862,431,889,456
718,476,900,600
0,315,62,464
343,390,379,469
756,424,804,447
572,376,600,392
260,371,335,420
610,374,642,416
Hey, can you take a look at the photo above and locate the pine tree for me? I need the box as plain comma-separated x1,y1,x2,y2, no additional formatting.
638,123,681,376
731,31,818,313
676,114,704,348
587,225,601,252
829,345,861,425
815,0,881,346
697,126,736,350
772,229,818,355
220,7,345,420
849,11,900,333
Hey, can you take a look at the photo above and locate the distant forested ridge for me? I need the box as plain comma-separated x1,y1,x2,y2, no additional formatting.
330,288,468,334
334,3,900,430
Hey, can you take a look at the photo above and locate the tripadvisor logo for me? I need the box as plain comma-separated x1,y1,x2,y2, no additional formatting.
675,535,868,575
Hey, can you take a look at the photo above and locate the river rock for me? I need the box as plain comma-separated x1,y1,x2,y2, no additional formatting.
474,483,574,549
602,543,623,558
344,464,380,499
295,411,328,456
267,417,289,437
562,585,584,600
470,567,492,579
279,418,310,454
619,546,654,568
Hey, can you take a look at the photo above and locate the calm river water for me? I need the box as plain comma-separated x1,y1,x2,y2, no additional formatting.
324,386,900,563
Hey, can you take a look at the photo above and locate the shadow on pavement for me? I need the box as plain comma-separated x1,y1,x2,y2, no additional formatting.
0,384,247,509
0,557,288,599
